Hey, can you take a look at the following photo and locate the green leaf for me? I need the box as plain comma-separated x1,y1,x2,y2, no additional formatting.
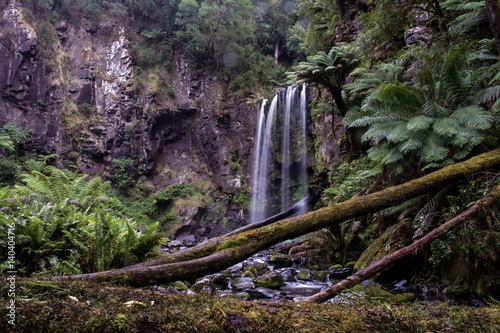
387,122,412,143
420,134,448,163
362,122,396,142
407,115,434,131
451,106,493,130
399,134,424,154
433,117,461,137
382,146,405,164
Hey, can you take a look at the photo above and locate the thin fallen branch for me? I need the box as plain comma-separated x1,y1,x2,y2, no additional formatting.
305,184,500,303
224,196,309,236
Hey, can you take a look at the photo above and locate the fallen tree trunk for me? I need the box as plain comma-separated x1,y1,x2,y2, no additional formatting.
305,184,500,303
54,149,500,286
224,196,310,237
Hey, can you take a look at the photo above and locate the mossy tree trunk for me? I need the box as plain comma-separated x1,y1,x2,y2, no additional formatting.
54,149,500,287
305,184,500,303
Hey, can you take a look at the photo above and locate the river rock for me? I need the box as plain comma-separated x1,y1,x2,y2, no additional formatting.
231,277,255,290
269,253,292,268
254,271,283,289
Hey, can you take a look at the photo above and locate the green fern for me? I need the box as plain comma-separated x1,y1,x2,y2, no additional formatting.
442,0,488,35
347,43,496,175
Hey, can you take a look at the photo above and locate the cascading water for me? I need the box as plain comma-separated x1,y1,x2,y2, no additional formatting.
250,85,308,224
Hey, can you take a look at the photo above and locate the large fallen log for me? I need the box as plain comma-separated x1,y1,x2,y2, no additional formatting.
305,184,500,303
54,149,500,286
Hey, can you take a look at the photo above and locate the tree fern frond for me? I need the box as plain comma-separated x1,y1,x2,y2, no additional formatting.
477,85,500,105
421,162,446,172
350,116,391,128
407,115,434,131
381,195,426,217
413,186,450,229
450,129,475,147
367,142,390,162
376,82,423,112
382,146,405,165
451,106,493,129
422,100,447,116
433,117,461,137
399,133,425,154
420,134,448,163
362,122,398,142
439,45,474,105
387,122,412,143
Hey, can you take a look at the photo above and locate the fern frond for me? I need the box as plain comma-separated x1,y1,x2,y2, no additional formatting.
451,106,494,130
376,82,423,113
422,100,447,116
399,133,425,154
362,122,398,142
407,115,434,131
367,142,390,162
382,146,405,165
433,117,461,137
381,195,426,217
477,86,500,105
420,133,448,163
387,122,412,143
439,45,473,106
350,116,391,128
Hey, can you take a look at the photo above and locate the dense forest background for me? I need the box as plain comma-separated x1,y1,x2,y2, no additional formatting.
0,0,499,299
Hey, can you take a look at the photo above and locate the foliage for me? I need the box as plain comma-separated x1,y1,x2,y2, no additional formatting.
287,44,360,92
322,156,379,204
0,168,162,275
354,0,440,58
427,175,500,294
442,0,489,36
153,183,203,203
9,167,117,211
110,158,135,190
346,43,497,176
0,123,31,183
295,0,339,55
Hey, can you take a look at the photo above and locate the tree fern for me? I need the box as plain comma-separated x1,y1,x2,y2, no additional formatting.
347,42,496,175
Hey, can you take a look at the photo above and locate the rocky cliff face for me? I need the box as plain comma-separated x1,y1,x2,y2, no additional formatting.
0,1,256,193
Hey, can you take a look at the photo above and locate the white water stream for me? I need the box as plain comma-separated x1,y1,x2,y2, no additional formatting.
250,85,308,223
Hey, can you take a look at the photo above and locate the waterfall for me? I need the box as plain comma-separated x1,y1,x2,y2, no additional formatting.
250,85,308,224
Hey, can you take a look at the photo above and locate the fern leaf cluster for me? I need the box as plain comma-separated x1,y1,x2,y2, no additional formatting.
0,168,162,275
345,43,497,175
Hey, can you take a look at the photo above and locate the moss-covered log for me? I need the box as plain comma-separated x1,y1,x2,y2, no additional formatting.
55,149,500,286
305,185,500,303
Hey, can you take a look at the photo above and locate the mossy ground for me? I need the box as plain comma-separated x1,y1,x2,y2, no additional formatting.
1,277,500,333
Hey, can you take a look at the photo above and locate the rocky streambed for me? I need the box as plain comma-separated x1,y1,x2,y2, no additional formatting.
157,240,484,305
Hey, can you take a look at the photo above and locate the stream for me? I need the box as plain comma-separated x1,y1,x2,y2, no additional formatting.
159,240,485,306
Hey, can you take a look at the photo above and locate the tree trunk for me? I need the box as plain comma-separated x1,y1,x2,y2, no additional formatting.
274,40,279,64
330,86,348,117
486,0,500,54
305,184,500,303
54,149,500,287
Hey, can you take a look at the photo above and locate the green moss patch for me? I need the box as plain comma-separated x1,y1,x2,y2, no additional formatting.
1,277,499,332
